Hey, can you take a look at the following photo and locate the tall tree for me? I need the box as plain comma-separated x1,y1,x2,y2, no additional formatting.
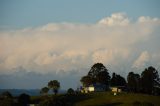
80,75,93,87
110,73,117,86
127,72,140,92
110,73,126,87
48,80,60,95
88,63,110,87
141,66,159,94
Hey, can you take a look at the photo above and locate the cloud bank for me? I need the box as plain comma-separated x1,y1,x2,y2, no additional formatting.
0,13,160,89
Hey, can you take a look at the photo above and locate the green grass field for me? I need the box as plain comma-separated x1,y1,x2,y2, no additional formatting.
67,92,160,106
31,92,160,106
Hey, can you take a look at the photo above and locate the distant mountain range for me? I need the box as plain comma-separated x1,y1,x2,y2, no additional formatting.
0,89,66,96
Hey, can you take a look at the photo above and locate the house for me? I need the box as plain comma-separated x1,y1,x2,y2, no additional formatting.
80,86,93,93
80,83,106,93
110,86,126,93
92,83,106,91
81,86,94,93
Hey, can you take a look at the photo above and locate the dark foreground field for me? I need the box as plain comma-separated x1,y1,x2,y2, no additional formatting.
31,92,160,106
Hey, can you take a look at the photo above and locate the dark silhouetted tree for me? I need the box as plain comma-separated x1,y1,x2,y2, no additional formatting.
18,93,30,106
1,91,12,98
40,87,49,95
0,91,13,106
48,80,60,95
127,72,140,92
97,70,111,86
67,88,75,95
88,63,110,87
141,66,159,94
110,73,117,86
110,73,126,87
80,75,93,87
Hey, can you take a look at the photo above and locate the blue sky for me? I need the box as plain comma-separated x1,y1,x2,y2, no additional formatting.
0,0,160,28
0,0,160,89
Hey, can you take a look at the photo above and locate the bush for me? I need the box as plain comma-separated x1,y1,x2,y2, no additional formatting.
39,96,67,106
18,93,30,105
39,99,54,106
0,98,14,106
1,91,12,98
67,88,75,95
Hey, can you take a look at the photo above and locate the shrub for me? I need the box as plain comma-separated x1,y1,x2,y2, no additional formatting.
67,88,75,95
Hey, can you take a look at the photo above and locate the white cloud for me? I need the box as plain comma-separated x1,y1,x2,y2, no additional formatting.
0,13,160,76
38,23,60,32
132,51,150,68
92,48,130,65
98,13,130,26
138,16,158,23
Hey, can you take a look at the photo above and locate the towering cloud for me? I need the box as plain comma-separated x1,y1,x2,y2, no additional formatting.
0,13,160,88
132,51,150,68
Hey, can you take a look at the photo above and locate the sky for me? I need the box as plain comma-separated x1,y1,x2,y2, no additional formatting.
0,0,160,90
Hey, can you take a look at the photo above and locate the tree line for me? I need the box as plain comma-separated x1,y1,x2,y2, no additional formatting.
1,62,160,106
80,63,160,94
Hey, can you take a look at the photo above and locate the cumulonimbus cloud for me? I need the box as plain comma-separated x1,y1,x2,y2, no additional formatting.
0,13,160,75
132,51,150,68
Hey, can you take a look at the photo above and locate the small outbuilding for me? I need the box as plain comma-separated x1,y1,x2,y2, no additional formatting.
110,86,125,93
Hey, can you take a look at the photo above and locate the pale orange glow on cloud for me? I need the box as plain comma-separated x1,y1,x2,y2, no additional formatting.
0,13,160,75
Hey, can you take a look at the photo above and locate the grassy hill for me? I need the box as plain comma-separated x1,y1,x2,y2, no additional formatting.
70,92,160,106
30,92,160,106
